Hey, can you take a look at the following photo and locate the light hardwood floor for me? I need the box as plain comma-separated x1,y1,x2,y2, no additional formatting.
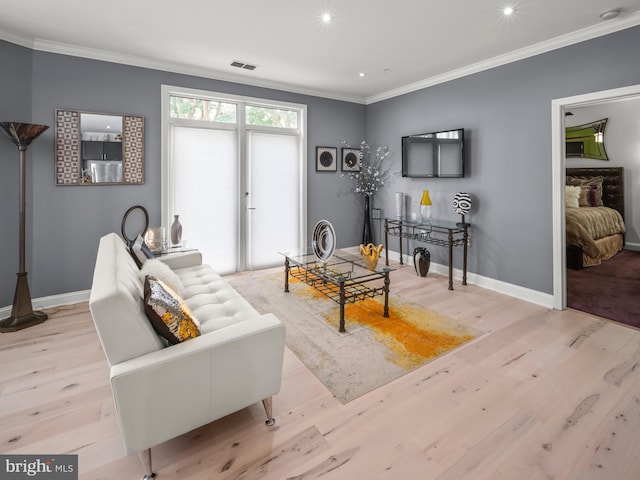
2,263,640,479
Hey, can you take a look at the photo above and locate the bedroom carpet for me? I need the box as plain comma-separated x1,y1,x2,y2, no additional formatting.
229,272,483,404
567,249,640,329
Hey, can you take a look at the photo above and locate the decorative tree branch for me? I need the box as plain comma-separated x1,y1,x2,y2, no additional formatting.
341,140,397,196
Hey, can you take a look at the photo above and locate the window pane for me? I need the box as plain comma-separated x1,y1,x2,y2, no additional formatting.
246,105,298,128
170,95,236,123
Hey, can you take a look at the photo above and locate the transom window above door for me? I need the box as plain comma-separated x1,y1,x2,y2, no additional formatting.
245,105,299,128
169,95,236,123
169,95,300,130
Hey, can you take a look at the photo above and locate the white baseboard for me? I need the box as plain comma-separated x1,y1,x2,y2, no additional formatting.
625,243,640,252
2,244,561,318
384,248,555,309
0,290,91,319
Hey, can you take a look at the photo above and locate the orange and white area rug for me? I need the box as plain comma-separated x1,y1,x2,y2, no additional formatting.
229,272,483,403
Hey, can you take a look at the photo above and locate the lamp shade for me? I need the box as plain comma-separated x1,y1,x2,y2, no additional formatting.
0,122,49,147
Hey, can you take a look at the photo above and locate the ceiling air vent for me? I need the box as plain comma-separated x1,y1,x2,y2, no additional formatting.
231,61,257,71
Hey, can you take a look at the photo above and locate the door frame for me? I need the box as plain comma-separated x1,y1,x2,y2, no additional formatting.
551,83,640,309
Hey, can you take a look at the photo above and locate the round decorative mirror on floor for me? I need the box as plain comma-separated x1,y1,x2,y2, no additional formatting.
121,205,149,246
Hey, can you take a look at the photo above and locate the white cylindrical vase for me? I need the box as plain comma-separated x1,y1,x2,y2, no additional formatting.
395,192,404,219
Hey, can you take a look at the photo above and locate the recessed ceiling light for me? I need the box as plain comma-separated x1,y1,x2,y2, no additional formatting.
358,72,366,77
321,12,332,23
503,6,515,16
600,8,621,20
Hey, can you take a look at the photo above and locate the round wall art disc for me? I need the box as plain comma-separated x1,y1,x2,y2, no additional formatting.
312,220,336,262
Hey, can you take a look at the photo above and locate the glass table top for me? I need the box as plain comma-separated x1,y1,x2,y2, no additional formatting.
385,217,469,231
280,249,393,283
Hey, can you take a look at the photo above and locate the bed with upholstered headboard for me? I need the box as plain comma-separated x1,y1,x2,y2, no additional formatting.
565,167,626,269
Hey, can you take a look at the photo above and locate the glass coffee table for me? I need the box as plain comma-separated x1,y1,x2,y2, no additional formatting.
280,249,394,333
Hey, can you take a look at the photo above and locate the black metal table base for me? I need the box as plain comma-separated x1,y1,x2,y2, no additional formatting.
384,219,469,290
283,258,391,333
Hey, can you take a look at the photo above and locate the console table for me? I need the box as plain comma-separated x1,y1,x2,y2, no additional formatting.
384,218,469,290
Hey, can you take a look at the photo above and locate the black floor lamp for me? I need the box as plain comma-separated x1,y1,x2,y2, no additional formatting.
0,122,49,333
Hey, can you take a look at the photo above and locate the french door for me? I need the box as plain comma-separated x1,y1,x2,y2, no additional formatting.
162,86,306,275
246,131,301,270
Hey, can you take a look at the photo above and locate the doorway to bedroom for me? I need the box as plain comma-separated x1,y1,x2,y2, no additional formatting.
551,84,640,326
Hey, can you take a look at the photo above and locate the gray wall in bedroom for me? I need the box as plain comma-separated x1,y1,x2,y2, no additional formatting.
0,42,34,308
0,42,365,306
366,26,640,294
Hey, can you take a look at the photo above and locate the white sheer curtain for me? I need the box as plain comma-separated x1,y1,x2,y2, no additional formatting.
171,126,237,274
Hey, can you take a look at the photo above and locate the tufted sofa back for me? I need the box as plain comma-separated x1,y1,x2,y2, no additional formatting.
89,233,164,366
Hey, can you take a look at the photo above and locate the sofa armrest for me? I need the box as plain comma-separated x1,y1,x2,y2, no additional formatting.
157,250,202,270
109,313,285,455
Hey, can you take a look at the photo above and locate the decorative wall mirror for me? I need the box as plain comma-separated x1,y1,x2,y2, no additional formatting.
565,118,608,160
55,109,145,185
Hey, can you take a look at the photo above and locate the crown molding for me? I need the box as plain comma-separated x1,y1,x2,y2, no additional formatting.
2,12,638,106
0,29,35,49
366,12,640,104
31,38,367,105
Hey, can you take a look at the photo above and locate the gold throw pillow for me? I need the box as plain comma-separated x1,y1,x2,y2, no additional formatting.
143,275,201,344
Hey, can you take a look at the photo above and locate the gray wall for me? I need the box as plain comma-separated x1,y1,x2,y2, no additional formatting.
367,26,640,294
0,43,365,306
2,25,639,306
0,41,33,306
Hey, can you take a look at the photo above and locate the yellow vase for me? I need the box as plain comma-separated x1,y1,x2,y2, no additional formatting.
420,190,432,223
360,243,384,270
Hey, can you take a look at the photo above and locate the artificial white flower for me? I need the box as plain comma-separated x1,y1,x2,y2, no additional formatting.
341,140,397,196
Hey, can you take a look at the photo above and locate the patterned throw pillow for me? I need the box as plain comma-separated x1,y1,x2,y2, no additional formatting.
143,276,201,344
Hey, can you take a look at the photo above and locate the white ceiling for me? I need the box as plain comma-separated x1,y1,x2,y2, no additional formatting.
1,0,639,104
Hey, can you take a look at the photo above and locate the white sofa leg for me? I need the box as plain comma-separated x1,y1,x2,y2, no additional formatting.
138,448,156,479
262,396,275,426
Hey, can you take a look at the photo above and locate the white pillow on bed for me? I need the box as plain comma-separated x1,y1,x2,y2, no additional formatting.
139,259,185,297
565,186,580,208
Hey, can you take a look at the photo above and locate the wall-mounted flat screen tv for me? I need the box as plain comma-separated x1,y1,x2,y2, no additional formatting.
402,128,465,178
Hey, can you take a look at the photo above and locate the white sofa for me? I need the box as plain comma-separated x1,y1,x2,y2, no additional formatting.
89,233,285,479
